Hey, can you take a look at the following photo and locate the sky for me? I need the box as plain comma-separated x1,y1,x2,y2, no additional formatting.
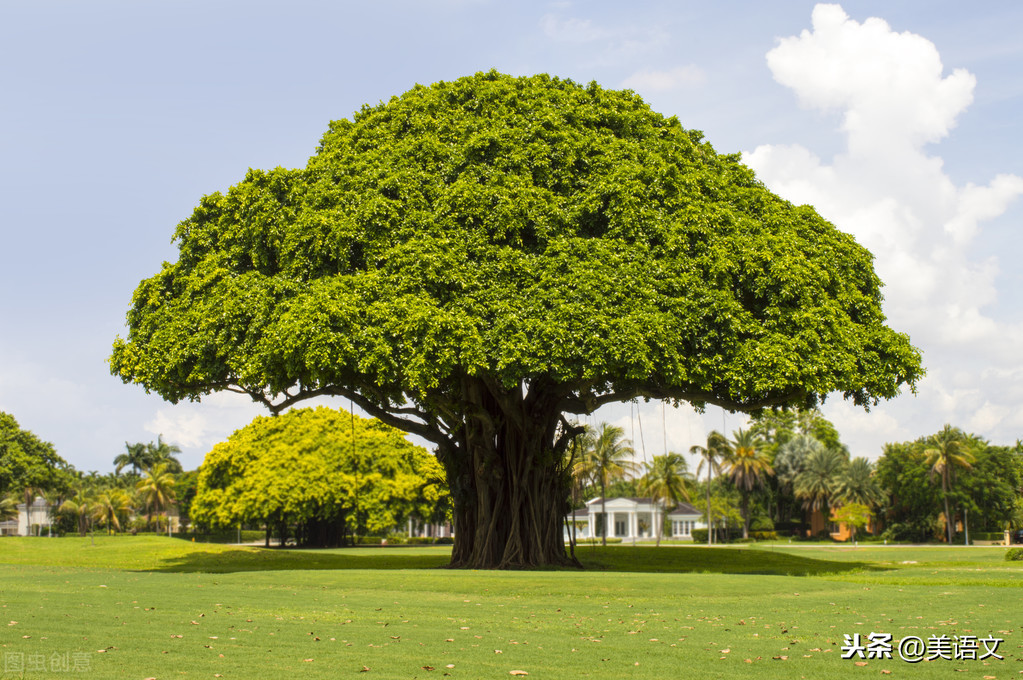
1,1,1021,474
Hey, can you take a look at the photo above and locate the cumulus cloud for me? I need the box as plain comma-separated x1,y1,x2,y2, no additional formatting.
144,392,264,452
744,3,1023,452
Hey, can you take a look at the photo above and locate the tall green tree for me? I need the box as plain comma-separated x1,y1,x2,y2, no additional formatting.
794,447,848,530
109,72,923,568
575,422,639,546
136,463,177,533
92,488,132,535
59,481,97,537
114,442,150,477
875,441,942,542
640,452,690,546
690,430,729,545
920,424,976,543
725,429,773,539
833,457,883,509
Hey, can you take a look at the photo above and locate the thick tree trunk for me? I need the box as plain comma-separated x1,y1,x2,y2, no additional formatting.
439,378,579,569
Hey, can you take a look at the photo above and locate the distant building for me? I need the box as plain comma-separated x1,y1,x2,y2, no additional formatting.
0,497,55,537
567,497,706,541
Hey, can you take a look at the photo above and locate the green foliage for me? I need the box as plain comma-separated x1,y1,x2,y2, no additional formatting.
0,411,71,497
1005,547,1023,561
109,71,923,568
191,407,449,542
794,447,847,513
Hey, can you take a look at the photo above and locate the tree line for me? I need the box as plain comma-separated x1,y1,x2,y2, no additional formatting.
567,409,1023,544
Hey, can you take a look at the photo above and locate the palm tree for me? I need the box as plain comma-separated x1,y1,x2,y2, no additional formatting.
691,430,729,545
833,457,883,508
114,442,152,477
147,435,183,474
576,423,639,545
60,485,96,537
136,463,178,534
725,429,773,539
921,424,976,543
640,453,691,546
794,447,848,535
92,488,133,535
0,495,18,523
567,424,596,548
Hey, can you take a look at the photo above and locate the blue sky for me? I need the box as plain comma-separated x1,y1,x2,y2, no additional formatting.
2,1,1022,473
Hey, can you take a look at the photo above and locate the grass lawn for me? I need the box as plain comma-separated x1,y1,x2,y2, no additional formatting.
1,537,1020,679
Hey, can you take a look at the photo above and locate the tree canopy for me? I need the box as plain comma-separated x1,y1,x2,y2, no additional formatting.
110,71,923,567
190,407,448,546
0,411,70,497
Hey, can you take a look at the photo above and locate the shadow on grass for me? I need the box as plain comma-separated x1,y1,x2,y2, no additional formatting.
149,548,453,573
147,545,884,576
574,545,883,576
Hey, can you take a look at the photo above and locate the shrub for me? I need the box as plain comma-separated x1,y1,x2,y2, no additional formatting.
355,535,385,545
1005,548,1023,561
750,517,775,532
691,529,708,543
750,531,778,541
574,537,623,545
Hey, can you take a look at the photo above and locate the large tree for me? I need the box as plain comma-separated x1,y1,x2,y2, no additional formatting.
109,72,922,568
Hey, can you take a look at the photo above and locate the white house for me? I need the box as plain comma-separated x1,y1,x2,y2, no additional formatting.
0,497,54,537
567,497,706,541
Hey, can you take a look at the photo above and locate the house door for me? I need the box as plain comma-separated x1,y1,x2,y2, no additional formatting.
614,516,628,537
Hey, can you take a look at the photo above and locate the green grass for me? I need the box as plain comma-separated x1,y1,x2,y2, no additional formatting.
1,538,1020,679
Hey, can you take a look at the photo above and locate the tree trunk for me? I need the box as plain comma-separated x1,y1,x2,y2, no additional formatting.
438,378,579,569
706,470,713,546
741,492,750,540
942,474,953,543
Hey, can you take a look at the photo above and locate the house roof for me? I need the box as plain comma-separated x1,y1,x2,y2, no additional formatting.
667,502,702,517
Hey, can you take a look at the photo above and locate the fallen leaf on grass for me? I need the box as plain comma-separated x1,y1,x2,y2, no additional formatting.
359,666,370,672
422,666,435,671
772,656,788,660
855,661,868,666
510,672,528,676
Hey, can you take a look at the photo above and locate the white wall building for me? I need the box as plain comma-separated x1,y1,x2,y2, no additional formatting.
0,497,54,537
566,497,705,541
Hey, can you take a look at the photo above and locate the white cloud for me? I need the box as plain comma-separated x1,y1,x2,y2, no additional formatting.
144,392,264,451
744,3,1023,452
622,65,705,93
